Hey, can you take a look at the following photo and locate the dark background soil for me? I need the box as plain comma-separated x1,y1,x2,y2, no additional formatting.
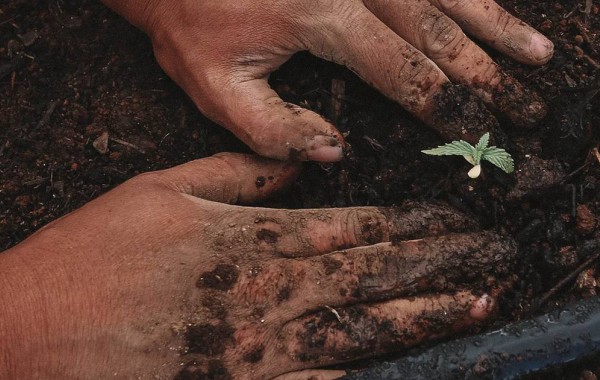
1,0,600,377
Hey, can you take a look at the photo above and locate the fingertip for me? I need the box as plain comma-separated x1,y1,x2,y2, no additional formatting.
161,153,302,204
201,77,346,163
469,294,495,321
306,135,344,162
529,33,554,64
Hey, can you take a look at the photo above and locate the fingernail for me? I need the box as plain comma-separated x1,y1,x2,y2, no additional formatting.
529,33,554,62
470,294,494,321
307,135,344,162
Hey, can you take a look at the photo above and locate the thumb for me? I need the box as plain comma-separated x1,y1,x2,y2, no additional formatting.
151,153,301,204
195,72,345,162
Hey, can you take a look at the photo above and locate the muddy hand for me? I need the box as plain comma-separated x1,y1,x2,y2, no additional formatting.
103,0,553,160
0,153,516,379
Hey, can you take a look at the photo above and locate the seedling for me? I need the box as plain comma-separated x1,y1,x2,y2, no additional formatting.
421,133,514,179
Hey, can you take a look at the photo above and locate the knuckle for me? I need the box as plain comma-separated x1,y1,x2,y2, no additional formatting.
492,10,514,37
232,260,301,308
343,208,388,246
391,49,424,81
341,209,363,245
421,13,469,61
391,52,444,105
241,100,287,151
296,0,363,51
475,62,500,84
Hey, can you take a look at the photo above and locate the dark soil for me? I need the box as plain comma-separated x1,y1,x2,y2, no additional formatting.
1,0,600,378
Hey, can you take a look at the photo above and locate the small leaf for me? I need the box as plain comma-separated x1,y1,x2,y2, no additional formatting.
471,133,490,164
475,132,490,152
482,147,514,173
422,140,475,157
472,149,483,165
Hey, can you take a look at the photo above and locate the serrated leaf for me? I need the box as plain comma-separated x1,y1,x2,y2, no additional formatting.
475,132,490,152
472,149,483,164
482,147,514,173
422,140,475,157
472,132,489,164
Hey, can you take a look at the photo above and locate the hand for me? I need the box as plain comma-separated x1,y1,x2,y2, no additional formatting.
0,153,516,379
103,0,552,162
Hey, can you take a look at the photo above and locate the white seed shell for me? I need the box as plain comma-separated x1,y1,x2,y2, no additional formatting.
468,164,482,179
463,155,476,165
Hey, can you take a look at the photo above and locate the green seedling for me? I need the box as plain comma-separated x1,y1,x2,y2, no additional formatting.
421,133,514,179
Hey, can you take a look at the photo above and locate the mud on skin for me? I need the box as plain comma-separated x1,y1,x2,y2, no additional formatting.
185,322,236,356
487,72,548,127
198,264,240,291
348,232,517,300
427,83,507,146
380,201,479,244
207,201,482,258
294,301,472,363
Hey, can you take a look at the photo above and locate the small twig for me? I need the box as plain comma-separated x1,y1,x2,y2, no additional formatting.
562,163,588,182
583,54,600,70
593,147,600,164
10,70,16,93
330,78,346,124
530,248,600,313
564,3,580,18
0,56,25,81
36,99,60,129
559,85,600,92
560,146,598,182
22,177,48,186
570,18,597,54
109,137,146,154
324,305,343,323
158,132,171,147
582,0,593,15
363,135,385,151
0,17,16,27
525,66,546,79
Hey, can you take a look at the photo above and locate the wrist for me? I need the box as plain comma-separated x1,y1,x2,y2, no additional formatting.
0,246,50,377
0,235,97,378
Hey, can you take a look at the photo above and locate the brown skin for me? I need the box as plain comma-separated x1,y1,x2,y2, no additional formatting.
0,153,516,379
101,0,553,161
1,2,547,377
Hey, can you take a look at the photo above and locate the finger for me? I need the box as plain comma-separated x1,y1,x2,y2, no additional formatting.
225,231,514,322
152,13,345,163
428,0,553,65
278,292,494,367
364,0,546,127
204,201,476,258
259,202,477,257
200,72,344,162
147,153,300,204
282,231,515,315
301,2,501,144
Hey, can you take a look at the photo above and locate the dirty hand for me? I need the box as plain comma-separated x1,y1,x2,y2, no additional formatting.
0,153,516,379
102,0,553,161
